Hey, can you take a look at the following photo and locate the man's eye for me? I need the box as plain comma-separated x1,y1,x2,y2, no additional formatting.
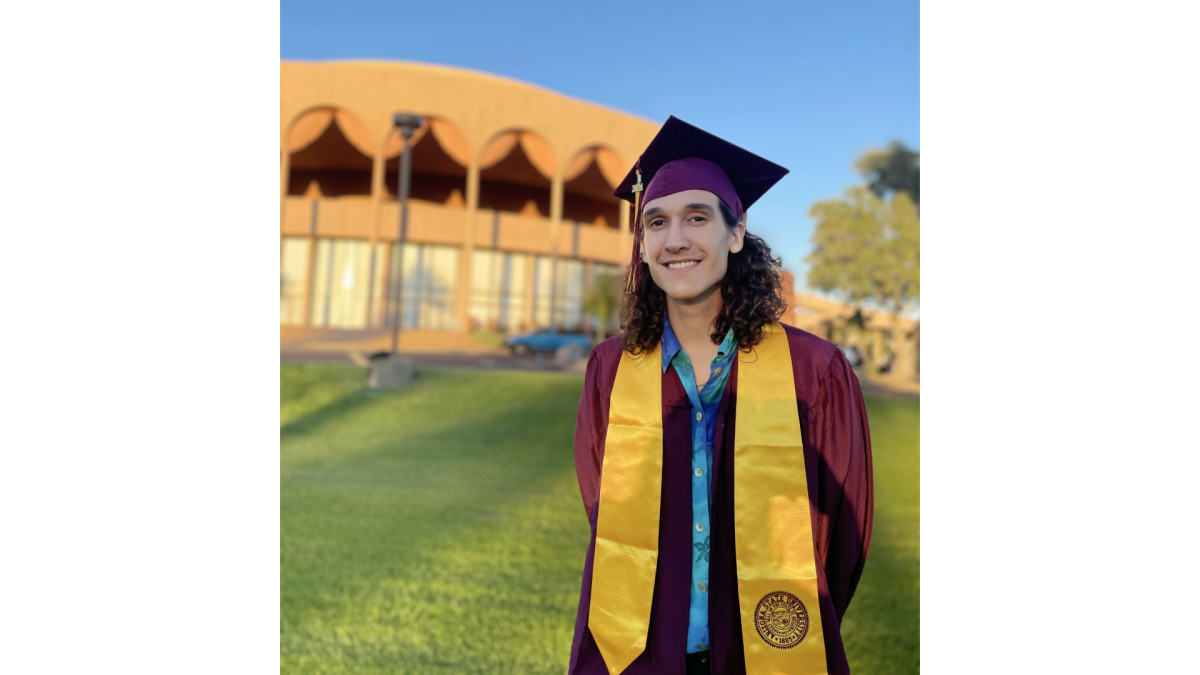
649,219,665,227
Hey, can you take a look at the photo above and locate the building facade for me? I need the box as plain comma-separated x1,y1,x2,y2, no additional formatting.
280,60,661,336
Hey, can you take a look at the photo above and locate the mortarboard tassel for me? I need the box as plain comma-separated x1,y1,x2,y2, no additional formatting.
624,168,644,295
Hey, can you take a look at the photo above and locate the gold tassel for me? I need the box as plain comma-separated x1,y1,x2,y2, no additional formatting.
624,169,644,295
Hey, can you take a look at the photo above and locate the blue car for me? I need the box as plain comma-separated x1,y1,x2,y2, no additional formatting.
506,328,592,357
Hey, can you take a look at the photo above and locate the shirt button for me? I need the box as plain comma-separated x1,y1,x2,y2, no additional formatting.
695,411,703,421
698,582,707,593
714,367,722,376
697,642,708,651
695,522,705,532
694,466,704,477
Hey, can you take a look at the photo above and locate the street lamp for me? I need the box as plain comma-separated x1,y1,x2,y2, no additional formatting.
389,113,424,355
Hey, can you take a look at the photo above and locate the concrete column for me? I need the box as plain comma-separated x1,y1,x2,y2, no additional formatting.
302,206,317,328
459,161,481,332
523,252,537,330
369,136,387,235
280,146,290,229
550,175,564,224
279,141,292,319
549,175,563,329
378,240,394,331
466,161,481,213
280,146,297,328
282,141,318,329
549,174,564,256
366,135,387,327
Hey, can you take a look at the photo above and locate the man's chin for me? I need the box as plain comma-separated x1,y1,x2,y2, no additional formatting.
661,286,706,304
651,275,720,305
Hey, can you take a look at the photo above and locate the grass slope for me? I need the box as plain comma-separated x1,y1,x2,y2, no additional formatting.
281,363,918,674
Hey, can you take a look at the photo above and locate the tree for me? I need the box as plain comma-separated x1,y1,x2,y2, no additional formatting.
584,270,624,346
855,141,919,206
806,186,920,379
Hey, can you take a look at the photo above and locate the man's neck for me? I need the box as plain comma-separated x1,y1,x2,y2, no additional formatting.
666,288,722,385
665,296,719,343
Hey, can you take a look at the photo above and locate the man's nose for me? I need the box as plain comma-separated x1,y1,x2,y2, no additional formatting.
662,221,689,252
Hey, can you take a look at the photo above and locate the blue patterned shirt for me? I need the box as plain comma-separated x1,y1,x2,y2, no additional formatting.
660,315,738,654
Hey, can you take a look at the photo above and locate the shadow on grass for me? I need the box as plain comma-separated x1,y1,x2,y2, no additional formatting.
839,395,920,675
279,364,919,675
282,366,591,674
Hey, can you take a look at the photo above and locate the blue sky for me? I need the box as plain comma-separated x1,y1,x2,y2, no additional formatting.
282,0,919,287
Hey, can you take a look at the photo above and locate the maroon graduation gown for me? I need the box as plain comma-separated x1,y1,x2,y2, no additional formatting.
569,324,874,675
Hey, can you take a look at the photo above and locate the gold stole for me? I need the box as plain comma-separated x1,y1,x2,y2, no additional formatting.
589,323,827,675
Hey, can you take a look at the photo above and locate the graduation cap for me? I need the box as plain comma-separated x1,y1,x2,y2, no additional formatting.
615,116,789,292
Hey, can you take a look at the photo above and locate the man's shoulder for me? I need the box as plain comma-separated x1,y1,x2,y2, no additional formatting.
592,334,626,364
778,322,843,388
584,335,628,389
594,326,837,366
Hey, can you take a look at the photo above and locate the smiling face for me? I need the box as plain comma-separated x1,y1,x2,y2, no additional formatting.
641,189,745,304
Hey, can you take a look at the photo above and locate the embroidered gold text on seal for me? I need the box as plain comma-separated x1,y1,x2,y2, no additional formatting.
754,591,809,649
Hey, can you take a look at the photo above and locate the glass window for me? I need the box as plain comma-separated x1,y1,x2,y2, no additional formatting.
533,255,554,327
592,263,620,280
469,250,529,332
505,254,529,332
309,238,373,329
555,259,586,331
280,238,310,326
381,243,461,332
532,256,589,331
368,242,390,329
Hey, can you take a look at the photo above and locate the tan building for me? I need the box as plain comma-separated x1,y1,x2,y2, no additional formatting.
281,60,666,337
789,293,919,376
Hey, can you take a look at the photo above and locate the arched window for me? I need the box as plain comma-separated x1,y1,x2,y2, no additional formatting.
384,117,470,207
563,146,624,228
478,131,556,218
285,108,374,197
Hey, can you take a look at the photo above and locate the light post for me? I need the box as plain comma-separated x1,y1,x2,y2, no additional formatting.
389,113,423,355
369,113,423,389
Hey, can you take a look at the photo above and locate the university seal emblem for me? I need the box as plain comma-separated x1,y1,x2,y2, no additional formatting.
753,590,809,649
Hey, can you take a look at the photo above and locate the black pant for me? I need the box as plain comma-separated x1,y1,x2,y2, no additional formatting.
686,650,711,675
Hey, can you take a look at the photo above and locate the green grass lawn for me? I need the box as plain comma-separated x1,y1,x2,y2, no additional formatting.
281,363,919,674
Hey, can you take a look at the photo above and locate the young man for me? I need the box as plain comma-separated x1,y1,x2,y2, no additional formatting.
568,117,873,675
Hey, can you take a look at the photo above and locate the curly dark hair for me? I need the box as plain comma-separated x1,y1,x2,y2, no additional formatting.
620,199,788,354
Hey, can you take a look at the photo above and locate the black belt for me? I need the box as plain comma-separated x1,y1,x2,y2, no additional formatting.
686,650,711,675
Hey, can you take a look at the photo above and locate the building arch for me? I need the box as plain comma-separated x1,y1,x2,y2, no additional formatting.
284,106,375,197
562,144,624,228
382,116,470,208
476,129,556,217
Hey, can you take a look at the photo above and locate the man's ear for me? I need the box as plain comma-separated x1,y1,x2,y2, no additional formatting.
729,221,747,254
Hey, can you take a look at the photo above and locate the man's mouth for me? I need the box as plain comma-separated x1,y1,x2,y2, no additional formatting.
664,260,699,270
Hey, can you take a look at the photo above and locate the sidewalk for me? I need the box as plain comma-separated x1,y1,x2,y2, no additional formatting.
281,328,919,398
281,327,505,356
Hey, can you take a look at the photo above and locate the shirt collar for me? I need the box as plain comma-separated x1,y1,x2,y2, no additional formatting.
715,325,738,360
661,314,683,373
661,312,737,373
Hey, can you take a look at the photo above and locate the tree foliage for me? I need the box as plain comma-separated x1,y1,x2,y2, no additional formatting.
806,186,919,314
854,141,920,205
583,270,624,345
